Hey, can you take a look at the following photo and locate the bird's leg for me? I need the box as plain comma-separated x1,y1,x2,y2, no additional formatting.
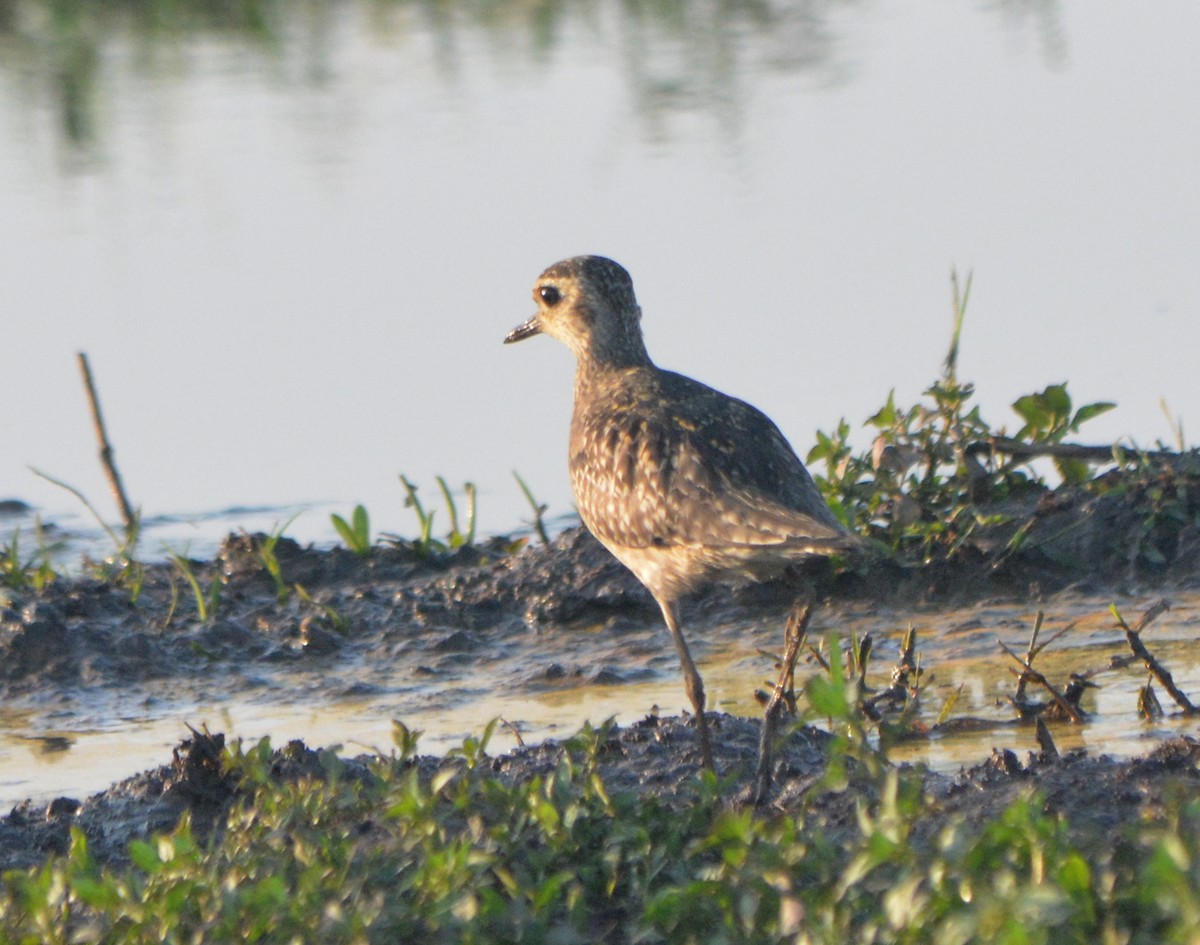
660,600,716,774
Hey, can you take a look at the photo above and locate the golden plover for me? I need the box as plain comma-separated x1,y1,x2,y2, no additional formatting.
505,255,859,772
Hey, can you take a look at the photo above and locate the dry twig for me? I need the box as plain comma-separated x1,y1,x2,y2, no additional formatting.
499,718,526,748
1034,716,1060,761
964,436,1159,465
863,624,922,720
78,352,137,541
753,601,812,806
999,640,1084,723
1138,679,1164,720
1112,601,1194,713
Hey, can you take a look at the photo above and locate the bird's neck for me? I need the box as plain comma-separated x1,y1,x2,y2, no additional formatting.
573,344,653,398
576,330,652,374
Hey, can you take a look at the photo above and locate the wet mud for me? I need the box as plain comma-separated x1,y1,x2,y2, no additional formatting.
5,718,1200,877
3,459,1200,872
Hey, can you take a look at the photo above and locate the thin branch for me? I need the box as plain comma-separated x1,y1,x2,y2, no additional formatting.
499,718,526,748
754,601,812,806
999,640,1083,723
29,467,124,551
965,436,1195,468
1034,717,1060,761
1014,611,1044,703
965,437,1115,462
1111,601,1194,713
78,352,137,541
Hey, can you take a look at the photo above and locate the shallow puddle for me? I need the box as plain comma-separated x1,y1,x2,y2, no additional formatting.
3,589,1199,809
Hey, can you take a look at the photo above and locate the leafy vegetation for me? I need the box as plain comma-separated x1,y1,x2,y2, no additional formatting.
0,522,60,592
331,504,372,557
514,470,551,545
252,517,300,603
5,654,1200,943
807,273,1142,564
1010,383,1116,484
392,474,478,558
25,469,148,601
167,551,221,624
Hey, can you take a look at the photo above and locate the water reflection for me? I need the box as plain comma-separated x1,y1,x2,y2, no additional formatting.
2,0,1076,159
6,0,1200,815
4,588,1199,809
991,0,1068,67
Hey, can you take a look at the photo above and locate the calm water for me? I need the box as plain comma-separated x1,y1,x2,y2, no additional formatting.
3,0,1198,556
4,589,1200,808
3,0,1200,803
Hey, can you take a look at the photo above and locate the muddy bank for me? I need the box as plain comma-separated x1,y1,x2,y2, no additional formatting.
5,719,1200,876
3,459,1199,702
3,457,1200,872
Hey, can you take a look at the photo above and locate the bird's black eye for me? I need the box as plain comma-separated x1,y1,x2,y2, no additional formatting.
539,285,562,306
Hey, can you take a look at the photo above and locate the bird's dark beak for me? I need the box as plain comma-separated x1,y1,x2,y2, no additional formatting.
504,314,542,344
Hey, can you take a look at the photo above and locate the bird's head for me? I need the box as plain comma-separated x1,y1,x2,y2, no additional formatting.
505,255,649,368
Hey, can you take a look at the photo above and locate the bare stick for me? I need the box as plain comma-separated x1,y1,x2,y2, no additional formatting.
1014,611,1044,703
754,601,812,806
1111,601,1194,713
864,624,921,718
1138,679,1164,720
894,624,918,681
999,641,1083,723
78,352,137,539
1030,621,1076,661
499,718,526,748
1131,599,1171,634
963,436,1157,464
1034,716,1059,761
1010,613,1077,707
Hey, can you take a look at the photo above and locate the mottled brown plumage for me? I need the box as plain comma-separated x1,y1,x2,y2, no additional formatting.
505,255,858,771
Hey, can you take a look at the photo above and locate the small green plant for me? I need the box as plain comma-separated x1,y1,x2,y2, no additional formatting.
29,468,146,602
1,530,28,591
252,515,298,602
803,633,885,784
119,559,147,604
446,717,498,770
167,551,221,623
0,522,60,591
395,474,478,557
436,476,476,549
514,470,550,545
809,272,1118,562
330,504,371,557
391,720,423,761
1012,383,1116,484
399,474,437,554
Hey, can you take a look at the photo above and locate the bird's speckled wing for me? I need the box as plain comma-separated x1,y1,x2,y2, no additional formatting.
570,367,849,553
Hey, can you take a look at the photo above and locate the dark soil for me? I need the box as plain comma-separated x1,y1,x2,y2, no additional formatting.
5,716,1200,876
3,454,1200,873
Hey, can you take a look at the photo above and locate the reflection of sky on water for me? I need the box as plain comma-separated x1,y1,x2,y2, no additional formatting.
3,0,1198,812
1,0,1197,559
4,589,1200,808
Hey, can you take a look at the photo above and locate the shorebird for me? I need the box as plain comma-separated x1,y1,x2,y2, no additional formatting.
505,255,859,772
